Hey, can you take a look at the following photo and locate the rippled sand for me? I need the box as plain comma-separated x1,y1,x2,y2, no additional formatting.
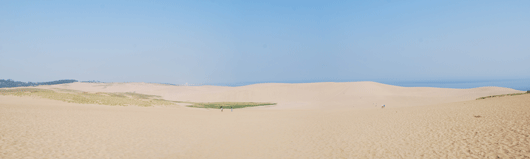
1,82,529,158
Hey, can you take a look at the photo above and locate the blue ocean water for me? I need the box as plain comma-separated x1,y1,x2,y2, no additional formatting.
382,79,530,91
205,79,530,91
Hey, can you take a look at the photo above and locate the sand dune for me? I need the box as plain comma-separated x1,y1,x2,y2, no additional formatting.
1,82,528,158
1,93,529,158
39,82,522,109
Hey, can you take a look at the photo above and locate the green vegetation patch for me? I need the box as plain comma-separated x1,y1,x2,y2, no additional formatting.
186,102,276,109
0,88,175,106
123,92,160,99
0,88,277,109
476,92,529,100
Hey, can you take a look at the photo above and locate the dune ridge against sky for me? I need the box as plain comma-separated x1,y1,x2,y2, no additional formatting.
1,1,529,158
37,82,523,109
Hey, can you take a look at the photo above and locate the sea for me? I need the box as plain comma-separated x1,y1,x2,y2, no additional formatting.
383,79,530,91
204,79,530,91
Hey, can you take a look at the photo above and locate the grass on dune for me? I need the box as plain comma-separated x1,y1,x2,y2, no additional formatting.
476,92,529,100
0,88,276,109
0,88,175,106
186,102,276,109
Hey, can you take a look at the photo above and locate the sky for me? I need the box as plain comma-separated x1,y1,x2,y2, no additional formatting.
1,0,529,85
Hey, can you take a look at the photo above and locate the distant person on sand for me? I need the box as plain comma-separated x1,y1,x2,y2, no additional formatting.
231,106,233,112
220,106,223,112
382,105,385,108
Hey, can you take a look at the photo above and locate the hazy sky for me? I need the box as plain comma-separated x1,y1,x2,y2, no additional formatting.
1,0,529,84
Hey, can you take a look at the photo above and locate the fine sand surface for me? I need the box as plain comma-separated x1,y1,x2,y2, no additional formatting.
37,82,522,109
1,82,529,158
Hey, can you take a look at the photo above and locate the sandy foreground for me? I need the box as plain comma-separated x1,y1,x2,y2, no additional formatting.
1,82,529,158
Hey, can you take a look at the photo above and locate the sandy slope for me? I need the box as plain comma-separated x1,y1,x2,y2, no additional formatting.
38,82,522,109
1,93,529,158
1,82,528,158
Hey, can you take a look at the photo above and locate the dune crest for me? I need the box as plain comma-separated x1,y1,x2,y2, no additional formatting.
38,81,522,109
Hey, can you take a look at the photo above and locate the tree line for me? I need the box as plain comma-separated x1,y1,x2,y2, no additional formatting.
0,79,78,88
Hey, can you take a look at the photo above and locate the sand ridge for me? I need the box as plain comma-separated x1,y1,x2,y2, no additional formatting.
38,82,523,109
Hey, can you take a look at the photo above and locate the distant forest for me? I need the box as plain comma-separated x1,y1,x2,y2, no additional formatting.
0,79,78,88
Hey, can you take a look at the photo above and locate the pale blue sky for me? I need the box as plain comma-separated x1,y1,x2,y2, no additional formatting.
1,0,529,85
